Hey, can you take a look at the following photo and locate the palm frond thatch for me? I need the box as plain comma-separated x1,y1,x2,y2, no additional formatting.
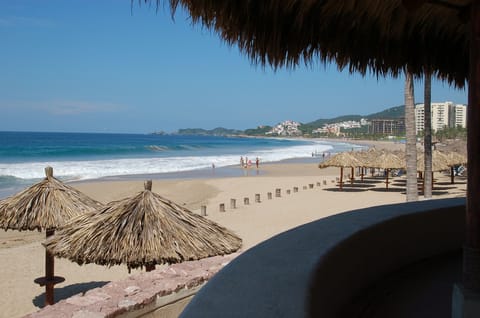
445,151,467,166
352,148,380,167
148,0,470,87
368,152,404,170
417,150,450,172
45,180,242,270
319,152,362,169
0,167,103,231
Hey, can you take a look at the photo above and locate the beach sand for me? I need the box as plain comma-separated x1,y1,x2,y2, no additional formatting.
0,140,467,317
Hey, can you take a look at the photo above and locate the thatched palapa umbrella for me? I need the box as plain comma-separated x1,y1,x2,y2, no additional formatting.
0,167,103,305
45,180,242,272
352,148,378,180
368,152,404,190
319,152,362,190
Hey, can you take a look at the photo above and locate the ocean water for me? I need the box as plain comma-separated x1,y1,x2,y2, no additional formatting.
0,131,365,198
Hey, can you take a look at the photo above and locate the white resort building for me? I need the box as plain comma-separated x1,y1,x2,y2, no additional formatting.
415,101,467,134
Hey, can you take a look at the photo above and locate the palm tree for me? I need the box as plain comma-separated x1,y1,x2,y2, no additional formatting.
423,71,433,198
405,71,418,202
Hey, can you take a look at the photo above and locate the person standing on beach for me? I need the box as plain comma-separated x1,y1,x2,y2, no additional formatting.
240,156,244,168
255,157,259,169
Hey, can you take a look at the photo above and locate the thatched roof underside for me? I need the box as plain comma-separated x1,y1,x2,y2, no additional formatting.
0,168,103,232
149,0,471,87
45,184,242,269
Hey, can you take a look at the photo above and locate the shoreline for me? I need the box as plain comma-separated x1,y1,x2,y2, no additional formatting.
71,138,393,186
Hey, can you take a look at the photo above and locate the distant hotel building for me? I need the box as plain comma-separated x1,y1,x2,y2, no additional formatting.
415,102,467,134
368,118,405,135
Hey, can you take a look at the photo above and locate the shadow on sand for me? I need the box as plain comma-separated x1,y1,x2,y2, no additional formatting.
323,187,369,193
33,281,110,309
368,187,406,193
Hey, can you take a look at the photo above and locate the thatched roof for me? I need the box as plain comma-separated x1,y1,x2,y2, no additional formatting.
45,180,242,269
445,151,468,166
0,167,103,232
319,152,362,168
417,150,451,172
352,148,379,167
368,152,404,169
151,0,470,87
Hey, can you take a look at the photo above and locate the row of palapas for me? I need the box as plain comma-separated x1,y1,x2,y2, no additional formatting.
318,148,467,190
0,166,242,305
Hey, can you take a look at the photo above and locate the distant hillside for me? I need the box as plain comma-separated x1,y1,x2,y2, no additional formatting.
175,127,243,136
305,105,404,127
299,105,404,134
304,114,363,127
366,105,404,119
175,105,406,136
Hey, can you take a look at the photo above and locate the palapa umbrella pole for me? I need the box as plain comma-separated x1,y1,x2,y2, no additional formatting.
450,166,455,184
339,167,343,191
385,169,390,190
34,228,65,306
45,229,56,305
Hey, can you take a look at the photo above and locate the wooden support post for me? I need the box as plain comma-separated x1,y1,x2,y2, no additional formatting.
452,3,480,316
464,0,480,292
339,167,344,190
34,228,65,306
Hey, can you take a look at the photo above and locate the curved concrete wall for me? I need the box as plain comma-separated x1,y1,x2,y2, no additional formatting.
180,198,466,318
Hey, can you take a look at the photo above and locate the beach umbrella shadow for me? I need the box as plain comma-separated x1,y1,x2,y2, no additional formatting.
45,180,242,272
323,187,368,193
0,167,103,306
369,187,405,193
32,281,109,308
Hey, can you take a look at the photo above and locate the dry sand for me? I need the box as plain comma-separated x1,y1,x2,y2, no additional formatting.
0,140,467,317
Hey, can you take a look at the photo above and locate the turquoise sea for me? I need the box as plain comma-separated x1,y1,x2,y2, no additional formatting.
0,131,365,198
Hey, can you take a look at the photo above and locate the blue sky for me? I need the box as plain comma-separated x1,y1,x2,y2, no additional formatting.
0,0,468,134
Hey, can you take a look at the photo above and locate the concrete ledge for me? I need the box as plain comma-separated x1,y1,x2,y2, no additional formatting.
180,198,465,318
25,253,238,318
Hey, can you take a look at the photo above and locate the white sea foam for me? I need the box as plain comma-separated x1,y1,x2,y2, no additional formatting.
0,141,339,181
